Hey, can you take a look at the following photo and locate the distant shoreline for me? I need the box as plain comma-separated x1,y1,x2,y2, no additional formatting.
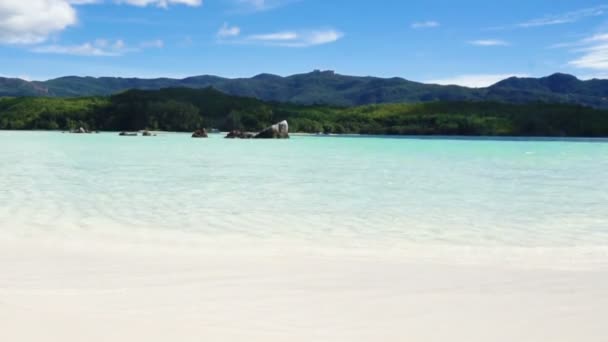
3,88,608,137
2,129,608,142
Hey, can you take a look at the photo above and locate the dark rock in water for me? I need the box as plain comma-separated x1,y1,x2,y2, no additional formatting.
255,120,289,139
142,130,156,137
225,130,240,138
119,131,138,136
225,130,254,139
71,127,90,134
192,129,208,138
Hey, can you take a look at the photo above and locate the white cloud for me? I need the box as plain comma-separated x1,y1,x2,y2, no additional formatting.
239,0,266,10
67,0,102,4
32,42,123,56
115,0,202,7
249,31,298,41
553,32,608,71
222,29,343,47
0,0,200,45
217,23,241,38
114,39,126,49
583,33,608,43
411,21,440,29
31,38,161,56
31,39,131,56
517,5,607,28
235,0,296,12
0,0,77,44
249,30,342,47
427,74,529,88
569,44,608,70
468,39,509,46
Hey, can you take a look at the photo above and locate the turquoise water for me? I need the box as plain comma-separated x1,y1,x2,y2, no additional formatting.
1,131,607,250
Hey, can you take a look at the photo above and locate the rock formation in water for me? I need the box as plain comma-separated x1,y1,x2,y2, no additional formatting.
71,127,90,134
192,129,209,138
225,130,254,139
255,121,289,139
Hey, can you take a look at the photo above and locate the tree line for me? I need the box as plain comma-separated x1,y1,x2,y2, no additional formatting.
1,87,608,137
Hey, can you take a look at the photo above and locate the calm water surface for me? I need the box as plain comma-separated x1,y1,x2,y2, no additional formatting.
1,131,607,249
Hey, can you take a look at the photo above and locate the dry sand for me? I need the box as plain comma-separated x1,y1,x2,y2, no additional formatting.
1,232,607,342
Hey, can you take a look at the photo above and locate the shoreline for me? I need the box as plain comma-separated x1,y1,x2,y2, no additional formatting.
2,129,608,142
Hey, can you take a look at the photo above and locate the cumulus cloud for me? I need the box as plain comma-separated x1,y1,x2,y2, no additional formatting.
0,0,78,44
0,0,200,45
427,74,529,88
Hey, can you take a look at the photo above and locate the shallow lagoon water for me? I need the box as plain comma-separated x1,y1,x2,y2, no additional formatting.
1,131,608,267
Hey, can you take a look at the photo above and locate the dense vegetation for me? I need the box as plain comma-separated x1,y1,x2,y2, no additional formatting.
2,71,608,109
1,87,608,137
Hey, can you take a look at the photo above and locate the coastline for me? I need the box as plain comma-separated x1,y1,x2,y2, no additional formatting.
3,129,608,141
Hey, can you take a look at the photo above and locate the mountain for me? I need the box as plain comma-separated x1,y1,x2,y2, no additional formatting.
0,77,50,97
2,70,608,108
485,73,608,108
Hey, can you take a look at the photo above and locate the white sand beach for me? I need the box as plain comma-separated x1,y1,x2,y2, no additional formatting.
1,232,607,342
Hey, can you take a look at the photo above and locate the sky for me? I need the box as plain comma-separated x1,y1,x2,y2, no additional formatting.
2,0,608,86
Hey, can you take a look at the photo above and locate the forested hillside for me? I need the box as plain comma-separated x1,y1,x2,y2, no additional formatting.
2,87,607,137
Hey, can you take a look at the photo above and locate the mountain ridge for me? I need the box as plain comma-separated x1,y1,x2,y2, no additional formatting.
2,71,608,108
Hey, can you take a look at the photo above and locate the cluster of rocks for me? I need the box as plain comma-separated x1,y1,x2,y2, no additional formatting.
225,130,254,139
223,121,290,139
192,129,208,138
118,130,157,136
113,121,290,139
142,130,156,137
69,127,98,134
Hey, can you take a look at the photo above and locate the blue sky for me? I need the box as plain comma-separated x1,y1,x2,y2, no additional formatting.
2,0,608,86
